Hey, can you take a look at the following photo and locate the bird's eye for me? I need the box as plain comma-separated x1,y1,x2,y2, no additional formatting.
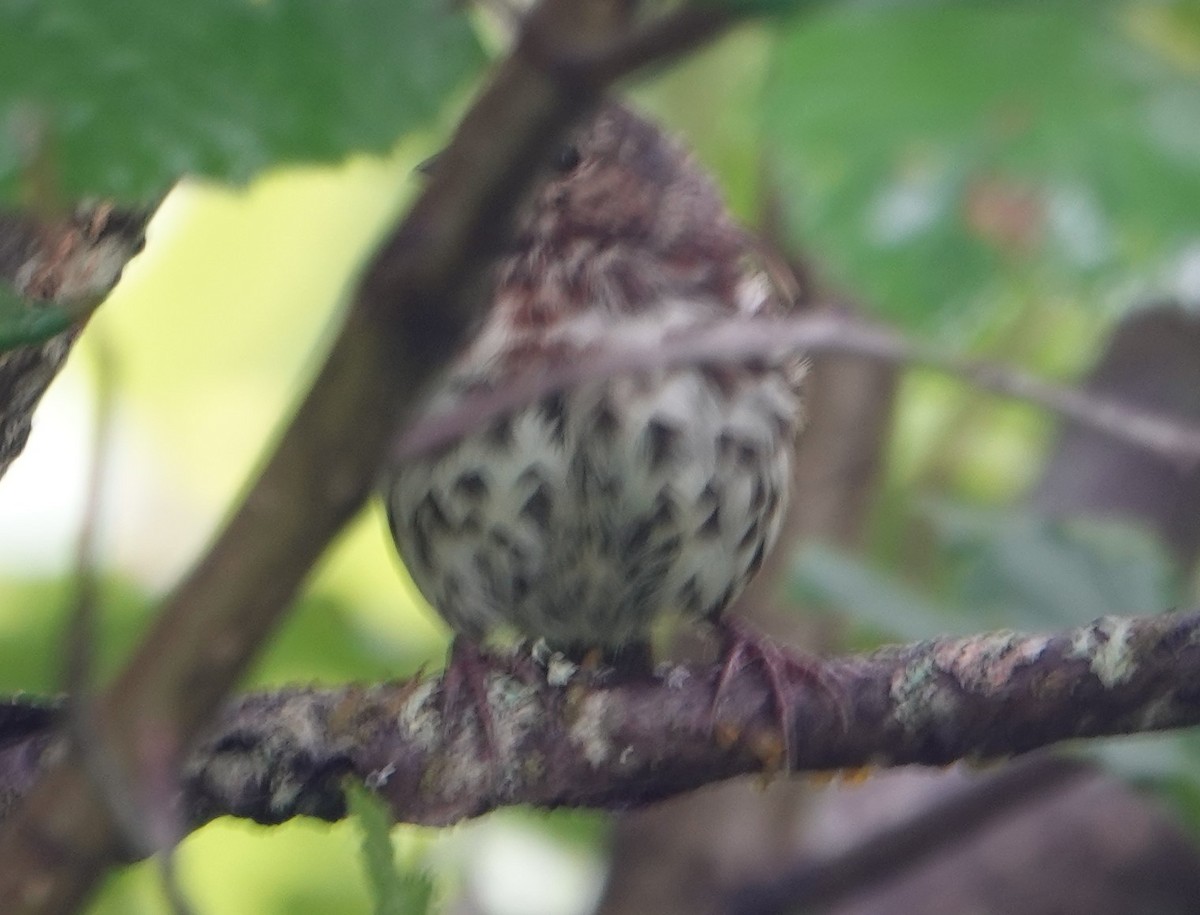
554,144,582,173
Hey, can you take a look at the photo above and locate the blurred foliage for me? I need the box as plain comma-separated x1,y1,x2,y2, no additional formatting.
346,783,436,915
635,25,772,220
792,507,1200,837
791,507,1182,643
0,0,485,199
0,0,1198,912
926,501,1180,629
98,818,378,915
0,284,93,352
764,1,1200,329
0,575,150,693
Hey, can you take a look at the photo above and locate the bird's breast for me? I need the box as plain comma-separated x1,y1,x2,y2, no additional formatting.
388,359,802,650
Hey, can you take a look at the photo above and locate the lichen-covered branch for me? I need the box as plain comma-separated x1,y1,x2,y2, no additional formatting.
0,205,150,479
1,611,1196,835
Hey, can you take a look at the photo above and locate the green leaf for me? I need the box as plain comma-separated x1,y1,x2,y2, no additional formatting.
0,274,99,348
346,783,435,915
923,503,1179,630
790,542,965,641
764,2,1200,328
790,507,1177,639
0,0,486,199
1084,731,1200,843
0,574,161,693
0,281,94,351
250,592,434,687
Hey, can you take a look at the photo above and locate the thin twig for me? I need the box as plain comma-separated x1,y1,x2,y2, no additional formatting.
62,336,193,914
157,853,196,915
63,334,131,847
63,338,111,756
540,6,735,85
548,0,832,86
396,310,1200,471
725,755,1090,915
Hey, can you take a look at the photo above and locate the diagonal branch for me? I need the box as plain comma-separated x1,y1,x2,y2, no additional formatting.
0,205,150,480
724,753,1091,915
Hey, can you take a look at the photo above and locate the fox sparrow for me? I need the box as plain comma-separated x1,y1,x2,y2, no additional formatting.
385,102,805,700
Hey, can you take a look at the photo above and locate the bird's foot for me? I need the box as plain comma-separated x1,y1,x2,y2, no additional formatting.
440,637,503,759
711,618,841,768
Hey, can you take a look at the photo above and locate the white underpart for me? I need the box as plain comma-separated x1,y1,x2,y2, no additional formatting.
389,306,802,649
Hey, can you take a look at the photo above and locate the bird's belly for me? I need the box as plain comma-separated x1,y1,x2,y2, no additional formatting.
389,366,800,650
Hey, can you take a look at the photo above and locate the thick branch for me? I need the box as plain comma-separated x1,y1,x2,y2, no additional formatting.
3,611,1198,834
0,205,149,479
0,1,764,910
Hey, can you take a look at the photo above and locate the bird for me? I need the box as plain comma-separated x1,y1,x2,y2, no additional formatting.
384,101,807,746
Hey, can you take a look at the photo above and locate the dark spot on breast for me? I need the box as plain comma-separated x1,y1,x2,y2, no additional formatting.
563,263,588,304
539,392,568,444
557,576,586,615
771,409,795,439
517,466,546,488
698,503,721,538
521,483,553,531
644,419,677,472
706,583,736,621
738,519,761,551
454,471,488,501
699,481,721,509
592,398,619,442
417,493,451,532
569,451,592,494
747,540,767,576
626,579,661,617
474,550,510,606
410,525,432,571
651,491,676,525
486,415,514,448
489,526,516,550
717,432,759,469
512,574,531,602
749,477,767,512
765,489,780,516
597,525,615,553
678,575,704,613
625,519,653,557
700,365,737,399
650,534,681,563
473,549,496,580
